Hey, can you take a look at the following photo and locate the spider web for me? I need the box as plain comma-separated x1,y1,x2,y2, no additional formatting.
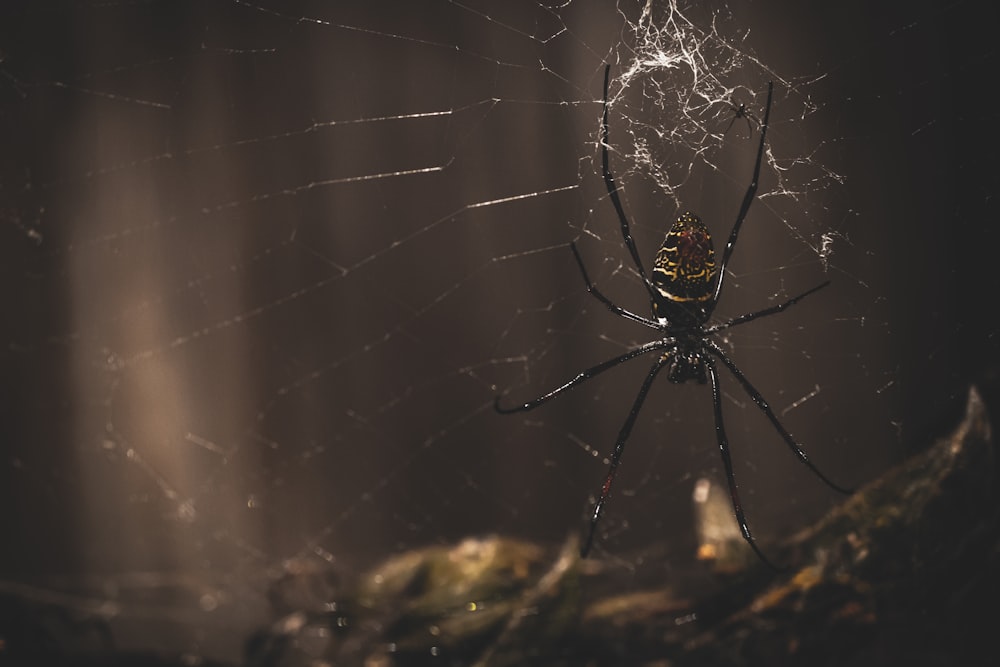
1,0,994,661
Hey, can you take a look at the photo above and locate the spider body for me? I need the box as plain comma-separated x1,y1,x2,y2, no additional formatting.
724,102,759,139
496,66,851,569
661,344,707,385
652,211,716,326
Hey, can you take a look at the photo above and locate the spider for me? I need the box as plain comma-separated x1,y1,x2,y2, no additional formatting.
722,100,760,139
495,66,852,569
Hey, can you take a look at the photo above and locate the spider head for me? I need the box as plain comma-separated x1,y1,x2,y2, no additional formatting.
651,212,717,326
664,347,708,384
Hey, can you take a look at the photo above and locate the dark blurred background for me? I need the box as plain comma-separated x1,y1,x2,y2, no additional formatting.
1,0,997,661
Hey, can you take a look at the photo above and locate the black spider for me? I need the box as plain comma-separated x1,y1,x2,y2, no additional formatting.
495,66,851,569
723,100,760,139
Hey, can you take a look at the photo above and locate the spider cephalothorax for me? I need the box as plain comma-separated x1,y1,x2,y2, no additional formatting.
663,345,707,384
496,66,851,569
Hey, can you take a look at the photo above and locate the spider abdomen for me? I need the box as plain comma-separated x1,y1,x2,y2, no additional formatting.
651,212,717,324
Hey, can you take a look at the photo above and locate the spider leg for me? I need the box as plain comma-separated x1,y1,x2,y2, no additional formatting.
581,355,670,558
710,81,774,312
570,242,661,330
494,339,670,414
704,357,784,570
705,340,854,495
706,281,830,334
722,112,738,138
601,65,659,304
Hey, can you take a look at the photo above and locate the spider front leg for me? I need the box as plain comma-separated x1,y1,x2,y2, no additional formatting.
706,340,854,495
705,357,783,570
582,356,669,558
